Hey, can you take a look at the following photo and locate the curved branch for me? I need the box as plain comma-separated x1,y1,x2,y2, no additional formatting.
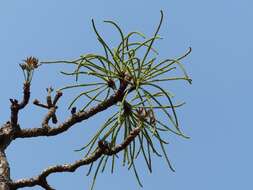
13,79,128,139
18,82,31,110
10,126,141,190
10,82,30,128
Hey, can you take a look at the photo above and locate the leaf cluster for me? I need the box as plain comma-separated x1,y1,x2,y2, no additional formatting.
41,10,191,189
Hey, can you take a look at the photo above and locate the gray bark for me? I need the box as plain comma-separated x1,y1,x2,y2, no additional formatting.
0,151,10,190
0,124,14,190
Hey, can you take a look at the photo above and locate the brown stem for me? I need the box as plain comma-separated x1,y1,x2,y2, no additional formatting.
42,107,57,128
14,79,128,139
10,82,30,129
18,82,30,110
10,126,141,189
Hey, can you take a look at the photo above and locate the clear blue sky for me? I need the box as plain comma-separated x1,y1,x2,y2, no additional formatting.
0,0,252,189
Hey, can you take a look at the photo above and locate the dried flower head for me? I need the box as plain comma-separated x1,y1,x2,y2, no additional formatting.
19,56,39,82
24,56,39,69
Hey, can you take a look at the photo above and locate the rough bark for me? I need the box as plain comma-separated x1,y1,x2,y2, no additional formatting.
10,126,141,189
0,76,133,189
0,151,11,190
0,123,14,190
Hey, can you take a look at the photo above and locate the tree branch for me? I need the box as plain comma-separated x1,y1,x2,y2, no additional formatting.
10,82,30,128
13,79,128,139
10,126,141,190
41,107,57,128
18,82,31,110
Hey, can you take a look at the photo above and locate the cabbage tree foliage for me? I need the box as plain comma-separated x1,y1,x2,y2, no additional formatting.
1,10,191,190
41,10,191,189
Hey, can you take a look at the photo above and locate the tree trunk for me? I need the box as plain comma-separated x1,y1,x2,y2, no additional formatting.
0,123,14,190
0,151,10,190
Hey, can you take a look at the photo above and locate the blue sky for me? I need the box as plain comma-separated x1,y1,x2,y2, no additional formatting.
1,0,253,189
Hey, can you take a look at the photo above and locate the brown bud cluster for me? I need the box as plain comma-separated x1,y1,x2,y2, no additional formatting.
136,107,156,126
25,57,39,68
19,56,39,71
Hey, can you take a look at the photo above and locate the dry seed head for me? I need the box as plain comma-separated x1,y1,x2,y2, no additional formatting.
24,56,39,69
